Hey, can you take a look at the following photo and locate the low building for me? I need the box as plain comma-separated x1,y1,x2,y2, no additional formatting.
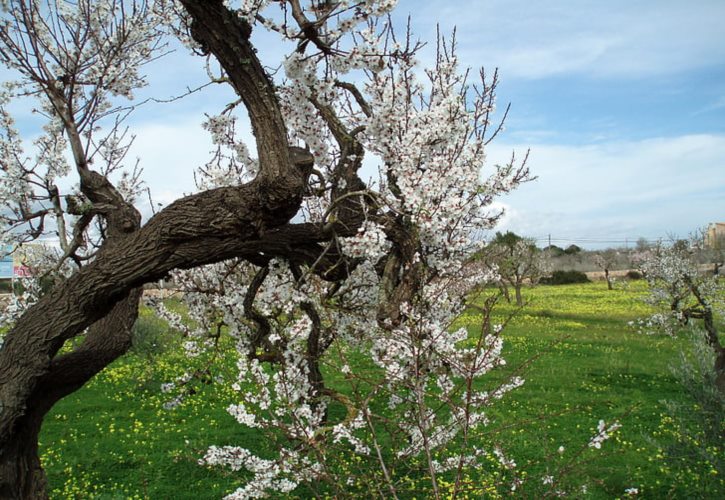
705,222,725,249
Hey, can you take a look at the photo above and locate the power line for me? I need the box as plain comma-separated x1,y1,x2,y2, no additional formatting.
519,236,674,248
528,237,666,243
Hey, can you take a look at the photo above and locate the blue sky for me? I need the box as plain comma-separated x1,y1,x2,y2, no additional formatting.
397,0,725,248
9,0,724,249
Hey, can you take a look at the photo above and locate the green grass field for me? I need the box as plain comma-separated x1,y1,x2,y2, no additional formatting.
39,281,724,498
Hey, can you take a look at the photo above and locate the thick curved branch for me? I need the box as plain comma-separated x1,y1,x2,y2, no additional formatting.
0,181,359,447
334,80,372,117
288,0,335,55
243,265,275,357
28,288,144,417
180,0,297,183
308,92,370,229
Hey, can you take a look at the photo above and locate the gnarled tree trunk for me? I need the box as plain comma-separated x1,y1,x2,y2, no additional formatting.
514,282,523,307
0,1,312,497
0,414,47,500
0,291,141,499
702,309,725,394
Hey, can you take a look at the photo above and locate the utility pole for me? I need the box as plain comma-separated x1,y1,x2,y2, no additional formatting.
548,233,551,247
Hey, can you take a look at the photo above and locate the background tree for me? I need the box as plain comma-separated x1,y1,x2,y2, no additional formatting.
635,237,651,252
636,241,725,392
482,231,547,306
543,244,565,257
564,244,582,255
594,249,618,290
0,1,530,497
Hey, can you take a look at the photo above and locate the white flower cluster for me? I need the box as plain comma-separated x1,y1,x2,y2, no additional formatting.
332,413,370,455
147,2,530,497
278,57,334,169
634,242,723,336
361,51,515,274
201,445,321,499
197,114,258,190
0,277,42,331
0,86,30,217
339,219,389,260
588,419,621,449
235,0,272,23
153,260,342,493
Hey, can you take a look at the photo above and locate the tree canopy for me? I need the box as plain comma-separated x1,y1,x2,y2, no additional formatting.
0,1,531,497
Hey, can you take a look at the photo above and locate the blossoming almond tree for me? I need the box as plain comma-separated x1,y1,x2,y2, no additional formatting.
0,1,532,497
476,231,547,306
636,241,725,392
594,249,618,291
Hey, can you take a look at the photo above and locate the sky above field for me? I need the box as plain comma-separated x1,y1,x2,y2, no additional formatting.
8,1,724,249
415,0,725,248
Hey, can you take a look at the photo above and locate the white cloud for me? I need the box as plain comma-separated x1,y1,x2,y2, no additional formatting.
694,95,725,117
128,119,213,209
402,0,725,80
487,134,725,246
125,110,725,249
17,1,716,252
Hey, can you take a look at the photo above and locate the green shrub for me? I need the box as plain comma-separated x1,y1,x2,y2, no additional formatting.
625,270,643,280
131,314,171,358
563,244,582,255
543,245,565,256
540,270,590,285
653,331,725,497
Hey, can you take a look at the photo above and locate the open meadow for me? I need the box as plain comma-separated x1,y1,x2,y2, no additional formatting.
37,280,724,499
1,0,723,498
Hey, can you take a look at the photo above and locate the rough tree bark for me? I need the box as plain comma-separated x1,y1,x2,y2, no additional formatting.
604,268,613,290
0,291,142,498
514,282,523,307
682,276,725,394
0,1,325,497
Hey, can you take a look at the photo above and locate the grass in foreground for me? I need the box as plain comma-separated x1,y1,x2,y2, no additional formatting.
39,281,723,498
